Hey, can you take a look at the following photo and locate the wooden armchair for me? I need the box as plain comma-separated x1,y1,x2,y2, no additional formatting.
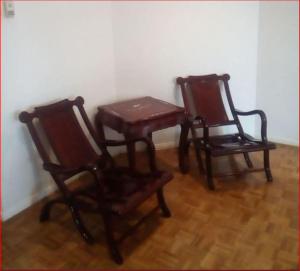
177,74,276,190
19,96,173,264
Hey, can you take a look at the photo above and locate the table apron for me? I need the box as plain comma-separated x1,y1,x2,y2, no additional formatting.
98,112,186,138
125,114,186,137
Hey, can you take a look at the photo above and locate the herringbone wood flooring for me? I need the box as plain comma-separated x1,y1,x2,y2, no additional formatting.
3,144,299,269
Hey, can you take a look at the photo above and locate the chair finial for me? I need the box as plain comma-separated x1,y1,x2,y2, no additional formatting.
75,96,84,106
176,77,184,84
19,111,32,123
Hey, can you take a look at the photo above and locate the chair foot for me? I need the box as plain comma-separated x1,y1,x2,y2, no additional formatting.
157,188,171,217
40,202,52,222
111,247,124,265
263,150,273,182
243,153,253,168
207,177,215,190
68,203,94,244
40,198,65,222
265,169,273,182
102,213,124,264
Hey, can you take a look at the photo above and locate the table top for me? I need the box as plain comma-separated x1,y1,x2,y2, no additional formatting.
98,96,184,125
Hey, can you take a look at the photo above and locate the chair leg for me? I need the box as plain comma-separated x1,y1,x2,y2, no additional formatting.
102,213,123,265
156,188,171,217
191,127,204,173
243,152,253,168
205,151,215,190
263,150,273,182
178,139,191,174
40,198,65,222
179,123,190,174
68,203,94,245
194,140,205,173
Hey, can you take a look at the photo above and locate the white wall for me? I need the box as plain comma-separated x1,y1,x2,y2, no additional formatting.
256,2,299,145
2,2,116,220
3,1,298,221
112,2,259,143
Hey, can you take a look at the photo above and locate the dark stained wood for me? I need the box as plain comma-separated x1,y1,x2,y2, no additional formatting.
188,75,229,125
19,96,174,264
178,122,191,173
96,96,186,170
35,99,99,168
97,96,185,136
98,97,184,130
177,74,276,190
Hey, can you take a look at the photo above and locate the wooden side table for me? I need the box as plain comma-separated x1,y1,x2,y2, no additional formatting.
95,96,186,171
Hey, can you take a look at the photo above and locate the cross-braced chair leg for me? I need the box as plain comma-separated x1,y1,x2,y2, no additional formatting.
40,198,65,222
102,213,123,265
205,150,215,190
194,141,205,173
263,150,273,182
156,188,171,217
191,127,204,173
41,198,94,244
243,152,253,168
68,203,94,244
181,139,191,172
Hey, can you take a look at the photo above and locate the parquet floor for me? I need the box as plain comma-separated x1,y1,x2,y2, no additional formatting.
3,144,299,269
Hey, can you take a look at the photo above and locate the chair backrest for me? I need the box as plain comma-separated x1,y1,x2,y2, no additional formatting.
19,97,103,168
177,74,236,126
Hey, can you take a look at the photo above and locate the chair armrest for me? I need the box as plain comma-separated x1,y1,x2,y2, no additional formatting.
235,109,268,143
235,109,266,119
44,162,107,199
43,163,85,175
99,138,148,147
43,162,107,175
109,166,164,179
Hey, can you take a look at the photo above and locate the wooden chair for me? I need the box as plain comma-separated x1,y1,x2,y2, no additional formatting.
177,74,276,190
19,96,173,264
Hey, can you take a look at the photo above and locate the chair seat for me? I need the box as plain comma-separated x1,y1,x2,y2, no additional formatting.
105,170,173,215
77,168,173,216
195,133,276,156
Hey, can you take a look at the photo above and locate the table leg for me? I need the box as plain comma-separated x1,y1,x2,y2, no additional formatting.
179,122,190,173
125,133,157,173
125,134,136,171
145,133,157,172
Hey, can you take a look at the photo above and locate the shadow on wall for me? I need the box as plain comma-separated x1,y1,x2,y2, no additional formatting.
20,125,57,207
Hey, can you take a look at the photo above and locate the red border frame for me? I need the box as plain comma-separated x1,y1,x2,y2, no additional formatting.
0,1,299,270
